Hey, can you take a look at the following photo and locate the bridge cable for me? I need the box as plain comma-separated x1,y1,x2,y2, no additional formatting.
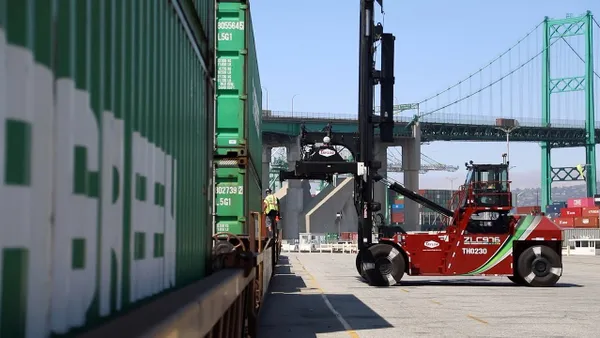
419,35,562,119
416,20,544,106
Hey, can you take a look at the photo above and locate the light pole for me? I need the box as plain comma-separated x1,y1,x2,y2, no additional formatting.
291,94,299,115
515,191,526,208
336,212,342,235
495,118,520,169
262,86,269,110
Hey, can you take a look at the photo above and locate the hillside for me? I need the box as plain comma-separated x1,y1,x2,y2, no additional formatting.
512,182,599,206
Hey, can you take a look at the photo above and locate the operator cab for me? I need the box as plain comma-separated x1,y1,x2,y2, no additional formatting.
462,159,512,234
463,161,511,208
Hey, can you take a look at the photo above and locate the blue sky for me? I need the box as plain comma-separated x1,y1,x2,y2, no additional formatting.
250,0,600,189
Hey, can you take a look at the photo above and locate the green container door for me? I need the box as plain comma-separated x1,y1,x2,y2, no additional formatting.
215,0,263,236
0,1,214,336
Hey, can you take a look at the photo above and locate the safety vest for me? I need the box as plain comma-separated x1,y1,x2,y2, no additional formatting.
264,194,278,213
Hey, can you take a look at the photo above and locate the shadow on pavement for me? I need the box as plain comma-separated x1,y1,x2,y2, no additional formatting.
355,276,583,288
258,255,393,338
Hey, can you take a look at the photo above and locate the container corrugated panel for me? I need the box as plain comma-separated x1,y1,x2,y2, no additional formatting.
0,1,214,336
215,1,262,161
215,0,263,236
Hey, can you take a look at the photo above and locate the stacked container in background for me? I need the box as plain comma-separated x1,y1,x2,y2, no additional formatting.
339,232,359,242
514,206,542,214
390,195,405,224
553,197,600,229
545,201,566,218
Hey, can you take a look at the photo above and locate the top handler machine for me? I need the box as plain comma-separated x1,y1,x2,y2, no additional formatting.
279,0,563,287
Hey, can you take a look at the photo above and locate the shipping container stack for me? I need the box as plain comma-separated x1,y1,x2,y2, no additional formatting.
544,201,566,219
418,189,453,230
390,195,405,224
553,197,600,229
339,232,359,243
514,205,542,215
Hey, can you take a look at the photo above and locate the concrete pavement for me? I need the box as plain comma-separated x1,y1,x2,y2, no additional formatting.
259,252,600,338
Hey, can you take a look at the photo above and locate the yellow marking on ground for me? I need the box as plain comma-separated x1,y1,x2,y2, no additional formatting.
294,257,361,338
430,300,442,305
467,314,489,324
401,288,410,292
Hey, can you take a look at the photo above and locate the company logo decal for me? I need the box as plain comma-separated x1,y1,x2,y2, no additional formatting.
424,240,440,249
319,148,336,157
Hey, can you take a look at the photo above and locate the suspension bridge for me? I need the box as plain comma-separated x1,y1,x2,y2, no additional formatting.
263,11,600,210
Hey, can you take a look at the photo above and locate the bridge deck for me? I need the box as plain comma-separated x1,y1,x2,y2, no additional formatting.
262,115,600,146
259,253,600,338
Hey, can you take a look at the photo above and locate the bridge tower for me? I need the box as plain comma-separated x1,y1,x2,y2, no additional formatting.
541,11,596,209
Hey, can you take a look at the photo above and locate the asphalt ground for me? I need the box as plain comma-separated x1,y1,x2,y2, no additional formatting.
258,252,600,338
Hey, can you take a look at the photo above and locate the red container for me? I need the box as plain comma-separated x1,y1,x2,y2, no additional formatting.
394,198,404,204
581,207,600,217
560,207,582,217
515,206,541,214
391,212,405,223
554,217,574,228
573,216,599,228
567,197,595,208
339,232,353,241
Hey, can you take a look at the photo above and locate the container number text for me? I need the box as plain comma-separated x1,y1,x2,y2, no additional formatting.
218,21,245,30
216,223,230,232
462,248,488,255
218,198,232,206
216,186,244,195
218,32,233,41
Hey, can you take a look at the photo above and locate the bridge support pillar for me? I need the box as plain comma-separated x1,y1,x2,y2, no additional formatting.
374,141,388,223
262,146,272,191
283,138,303,240
402,122,421,231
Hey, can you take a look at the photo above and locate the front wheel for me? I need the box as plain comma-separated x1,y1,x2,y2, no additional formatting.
362,243,405,287
516,245,562,287
355,250,367,279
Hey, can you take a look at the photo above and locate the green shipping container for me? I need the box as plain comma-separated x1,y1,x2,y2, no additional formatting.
0,0,214,336
214,0,263,235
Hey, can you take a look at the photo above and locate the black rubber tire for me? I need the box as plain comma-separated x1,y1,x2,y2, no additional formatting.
516,245,562,287
355,250,368,280
507,275,526,285
362,243,406,287
355,250,364,276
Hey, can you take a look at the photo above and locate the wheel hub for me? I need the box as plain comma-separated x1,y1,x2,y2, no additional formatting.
375,257,393,275
531,257,550,277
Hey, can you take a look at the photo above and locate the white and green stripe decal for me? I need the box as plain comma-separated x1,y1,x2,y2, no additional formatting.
463,215,543,275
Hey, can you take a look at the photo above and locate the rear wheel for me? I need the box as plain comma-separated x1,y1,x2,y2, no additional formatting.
516,245,562,287
362,243,405,287
507,275,526,285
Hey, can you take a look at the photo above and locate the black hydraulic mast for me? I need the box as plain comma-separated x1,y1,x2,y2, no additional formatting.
357,0,376,250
